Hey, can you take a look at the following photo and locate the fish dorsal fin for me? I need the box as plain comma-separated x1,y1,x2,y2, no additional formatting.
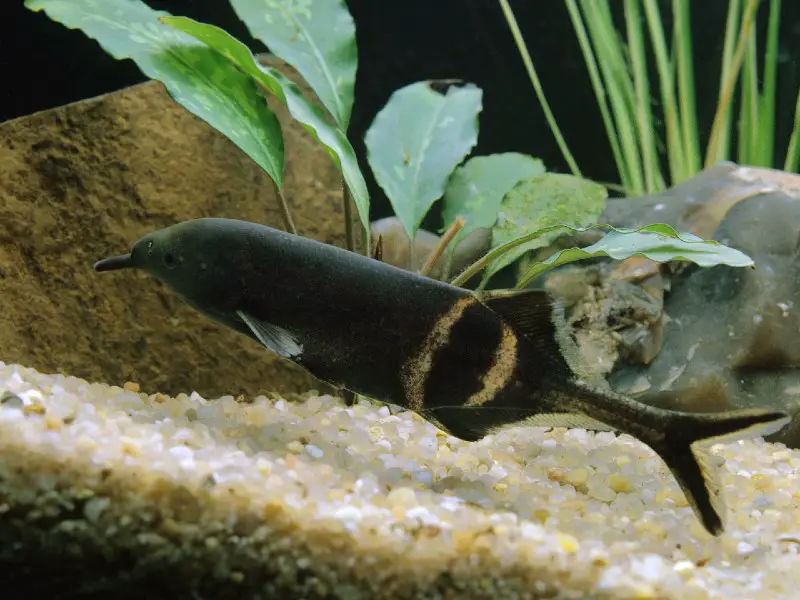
477,289,582,378
237,310,304,358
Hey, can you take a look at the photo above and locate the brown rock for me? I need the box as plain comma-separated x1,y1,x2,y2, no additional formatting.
0,58,350,398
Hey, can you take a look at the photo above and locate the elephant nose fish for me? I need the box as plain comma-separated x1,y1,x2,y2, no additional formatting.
94,217,790,536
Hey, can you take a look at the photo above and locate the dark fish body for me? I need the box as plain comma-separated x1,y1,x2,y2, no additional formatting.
95,218,789,536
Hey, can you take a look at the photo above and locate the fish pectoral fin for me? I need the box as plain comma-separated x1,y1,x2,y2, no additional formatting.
519,412,618,432
237,310,303,359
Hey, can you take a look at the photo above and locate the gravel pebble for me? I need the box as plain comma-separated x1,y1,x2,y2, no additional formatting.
1,361,799,599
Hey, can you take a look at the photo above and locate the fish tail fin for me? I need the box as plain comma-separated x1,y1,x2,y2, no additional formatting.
476,287,791,534
640,407,790,535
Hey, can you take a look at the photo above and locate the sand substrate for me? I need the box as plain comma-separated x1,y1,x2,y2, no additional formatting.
1,361,800,599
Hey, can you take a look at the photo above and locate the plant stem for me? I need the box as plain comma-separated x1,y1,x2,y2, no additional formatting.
739,30,759,164
785,89,800,172
590,179,629,195
372,234,384,261
450,224,567,287
450,254,494,288
419,216,464,278
272,180,297,235
362,224,370,256
498,0,582,177
342,179,356,253
704,0,760,168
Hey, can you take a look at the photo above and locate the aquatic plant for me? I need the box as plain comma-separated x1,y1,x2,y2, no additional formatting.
26,0,755,288
499,0,800,195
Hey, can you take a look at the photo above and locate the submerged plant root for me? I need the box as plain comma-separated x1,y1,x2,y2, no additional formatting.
1,361,799,599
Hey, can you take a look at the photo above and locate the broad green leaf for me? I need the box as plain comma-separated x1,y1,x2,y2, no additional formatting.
230,0,357,129
441,152,545,246
516,223,755,287
25,0,285,189
484,173,608,280
365,81,483,240
161,16,370,239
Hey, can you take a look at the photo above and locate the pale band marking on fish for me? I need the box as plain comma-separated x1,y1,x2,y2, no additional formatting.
464,323,518,407
403,296,474,412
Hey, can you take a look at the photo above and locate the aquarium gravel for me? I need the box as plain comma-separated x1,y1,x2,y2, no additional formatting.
1,361,800,599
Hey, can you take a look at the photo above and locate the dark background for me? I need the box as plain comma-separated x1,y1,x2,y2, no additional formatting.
4,0,800,222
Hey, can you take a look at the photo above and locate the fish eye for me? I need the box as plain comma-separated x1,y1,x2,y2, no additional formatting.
163,251,178,269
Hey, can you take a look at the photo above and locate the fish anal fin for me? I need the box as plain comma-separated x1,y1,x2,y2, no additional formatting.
237,310,304,359
518,412,618,432
477,289,580,378
420,405,619,442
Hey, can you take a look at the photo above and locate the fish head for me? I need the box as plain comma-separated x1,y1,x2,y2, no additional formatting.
94,219,245,311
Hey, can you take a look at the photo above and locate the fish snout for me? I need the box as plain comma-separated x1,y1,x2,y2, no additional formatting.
93,253,133,272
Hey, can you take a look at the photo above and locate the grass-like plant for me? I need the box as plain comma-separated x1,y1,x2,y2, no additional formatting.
25,0,758,291
499,0,800,196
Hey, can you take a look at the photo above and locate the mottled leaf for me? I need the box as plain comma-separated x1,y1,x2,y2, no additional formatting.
365,81,483,240
161,16,370,238
516,223,755,287
442,152,545,246
230,0,357,129
485,173,608,280
25,0,285,188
